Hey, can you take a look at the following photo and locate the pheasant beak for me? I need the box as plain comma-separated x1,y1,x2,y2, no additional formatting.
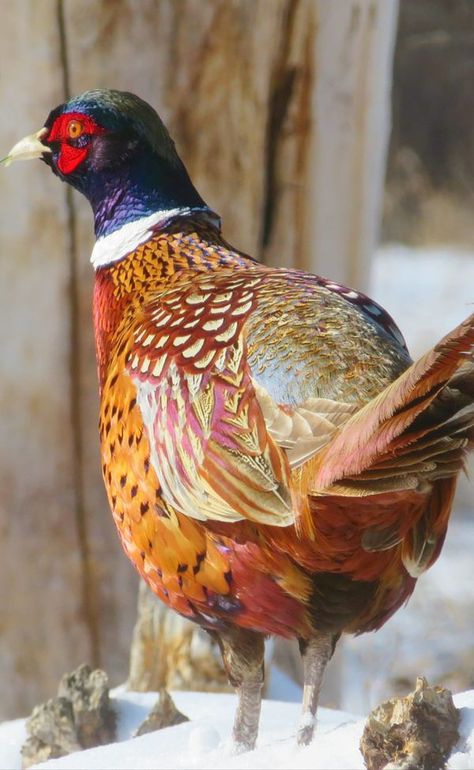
1,128,51,167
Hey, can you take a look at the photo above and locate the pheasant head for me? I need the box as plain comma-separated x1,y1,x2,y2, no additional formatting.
3,88,207,238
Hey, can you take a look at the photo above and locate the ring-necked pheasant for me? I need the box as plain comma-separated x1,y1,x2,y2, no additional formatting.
4,89,474,751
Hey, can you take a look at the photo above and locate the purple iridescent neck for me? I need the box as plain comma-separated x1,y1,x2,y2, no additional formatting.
77,144,207,238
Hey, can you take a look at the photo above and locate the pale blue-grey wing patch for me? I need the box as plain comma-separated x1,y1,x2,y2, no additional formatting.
244,271,411,408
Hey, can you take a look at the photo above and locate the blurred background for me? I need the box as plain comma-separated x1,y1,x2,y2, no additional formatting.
0,0,472,721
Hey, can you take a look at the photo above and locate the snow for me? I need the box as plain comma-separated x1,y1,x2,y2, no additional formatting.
1,244,473,769
0,688,473,770
0,690,364,770
0,718,27,770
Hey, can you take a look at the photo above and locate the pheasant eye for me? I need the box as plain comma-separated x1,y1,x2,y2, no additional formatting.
67,120,83,139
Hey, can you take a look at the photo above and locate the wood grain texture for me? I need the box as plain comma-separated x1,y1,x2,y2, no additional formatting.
0,0,91,718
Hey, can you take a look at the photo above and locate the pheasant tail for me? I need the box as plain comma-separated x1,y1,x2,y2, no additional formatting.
311,312,474,493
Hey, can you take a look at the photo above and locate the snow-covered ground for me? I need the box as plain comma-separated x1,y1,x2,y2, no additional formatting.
0,687,473,770
0,688,474,770
1,245,473,769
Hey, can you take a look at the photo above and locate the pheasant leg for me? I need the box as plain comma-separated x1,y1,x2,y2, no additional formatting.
212,627,265,752
297,631,339,746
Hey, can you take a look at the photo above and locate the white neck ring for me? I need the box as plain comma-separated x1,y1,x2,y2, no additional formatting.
90,207,219,269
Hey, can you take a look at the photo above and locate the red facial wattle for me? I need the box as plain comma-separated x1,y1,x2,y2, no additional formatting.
46,111,106,175
56,143,89,174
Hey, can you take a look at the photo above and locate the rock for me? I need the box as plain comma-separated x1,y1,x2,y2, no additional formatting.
21,697,80,768
134,689,189,736
58,664,116,749
360,676,460,770
21,664,116,768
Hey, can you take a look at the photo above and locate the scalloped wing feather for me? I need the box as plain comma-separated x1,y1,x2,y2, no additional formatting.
129,270,294,527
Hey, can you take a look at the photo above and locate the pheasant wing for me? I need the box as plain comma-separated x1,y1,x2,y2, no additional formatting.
127,269,293,527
